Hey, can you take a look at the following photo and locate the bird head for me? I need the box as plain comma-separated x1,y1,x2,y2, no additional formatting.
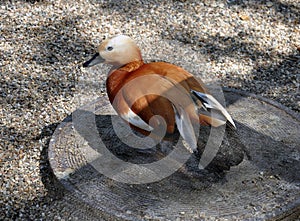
83,35,142,68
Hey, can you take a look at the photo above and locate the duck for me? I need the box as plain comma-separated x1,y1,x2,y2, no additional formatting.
83,35,236,155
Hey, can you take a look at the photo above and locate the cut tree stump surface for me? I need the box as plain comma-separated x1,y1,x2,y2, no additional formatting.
49,89,300,220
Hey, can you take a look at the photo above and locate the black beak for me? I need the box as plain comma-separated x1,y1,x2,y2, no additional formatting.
83,53,105,67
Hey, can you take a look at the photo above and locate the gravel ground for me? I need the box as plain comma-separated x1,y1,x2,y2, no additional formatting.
0,0,299,220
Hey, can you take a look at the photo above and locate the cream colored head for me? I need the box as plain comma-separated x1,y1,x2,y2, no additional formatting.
83,35,142,68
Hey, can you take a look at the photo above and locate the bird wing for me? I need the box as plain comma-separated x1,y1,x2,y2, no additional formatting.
111,87,154,132
151,62,236,129
191,89,236,129
183,74,236,129
117,73,199,152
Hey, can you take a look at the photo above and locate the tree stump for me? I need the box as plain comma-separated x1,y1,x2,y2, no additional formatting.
49,89,300,220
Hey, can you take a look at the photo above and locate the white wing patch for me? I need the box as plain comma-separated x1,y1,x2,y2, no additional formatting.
120,109,153,131
191,90,236,129
173,105,198,153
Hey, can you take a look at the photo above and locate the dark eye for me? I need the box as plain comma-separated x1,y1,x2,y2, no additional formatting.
107,46,113,51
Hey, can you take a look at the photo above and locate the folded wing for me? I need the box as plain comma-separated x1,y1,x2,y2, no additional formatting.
191,90,236,129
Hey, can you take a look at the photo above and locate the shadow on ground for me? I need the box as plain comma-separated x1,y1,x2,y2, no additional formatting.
28,89,300,220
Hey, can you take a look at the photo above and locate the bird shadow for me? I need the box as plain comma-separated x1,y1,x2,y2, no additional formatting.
68,103,299,186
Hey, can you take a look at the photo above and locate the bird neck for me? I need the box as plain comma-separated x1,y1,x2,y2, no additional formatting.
117,60,144,72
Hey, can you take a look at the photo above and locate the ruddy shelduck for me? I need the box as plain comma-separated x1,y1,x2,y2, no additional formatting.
83,35,236,153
